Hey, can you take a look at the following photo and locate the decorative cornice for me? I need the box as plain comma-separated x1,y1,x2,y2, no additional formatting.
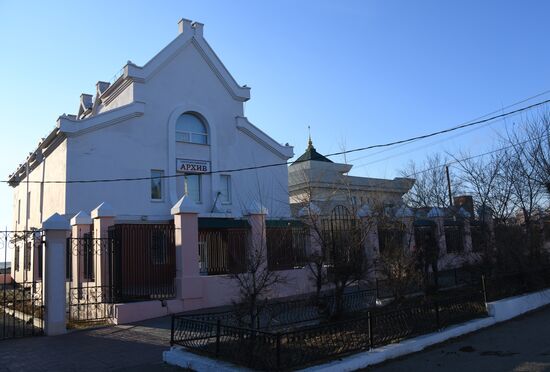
236,116,293,160
59,102,146,137
102,78,134,106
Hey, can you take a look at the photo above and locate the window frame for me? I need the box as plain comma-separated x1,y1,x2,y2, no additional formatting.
184,174,202,203
24,241,31,272
220,175,231,204
150,169,164,202
176,113,208,145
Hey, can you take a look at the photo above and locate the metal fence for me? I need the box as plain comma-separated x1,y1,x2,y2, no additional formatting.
0,230,43,339
444,224,464,253
182,288,377,330
266,226,308,271
374,267,481,299
171,291,486,370
67,237,115,324
198,229,248,275
483,267,550,302
109,224,176,301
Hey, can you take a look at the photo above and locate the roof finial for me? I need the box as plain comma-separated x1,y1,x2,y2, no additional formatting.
307,125,313,149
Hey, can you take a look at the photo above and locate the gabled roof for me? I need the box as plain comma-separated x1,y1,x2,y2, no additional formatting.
293,137,333,164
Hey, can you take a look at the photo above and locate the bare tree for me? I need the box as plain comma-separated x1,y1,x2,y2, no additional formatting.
291,166,373,318
230,215,286,329
376,213,420,302
520,113,550,193
401,153,462,208
452,150,516,222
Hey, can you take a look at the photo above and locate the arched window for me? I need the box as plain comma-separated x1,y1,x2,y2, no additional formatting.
176,113,208,144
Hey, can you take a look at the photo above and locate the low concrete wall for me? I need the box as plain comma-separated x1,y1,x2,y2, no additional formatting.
114,299,185,324
185,267,316,312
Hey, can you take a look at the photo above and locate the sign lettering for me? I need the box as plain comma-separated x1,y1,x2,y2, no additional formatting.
176,159,210,174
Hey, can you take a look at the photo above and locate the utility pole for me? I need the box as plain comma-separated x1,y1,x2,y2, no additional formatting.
445,165,453,207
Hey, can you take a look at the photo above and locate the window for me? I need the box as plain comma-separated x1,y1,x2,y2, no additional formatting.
24,242,31,271
220,175,231,204
36,243,43,280
151,170,164,200
27,192,31,220
184,174,201,202
14,245,20,271
176,113,208,144
17,199,21,225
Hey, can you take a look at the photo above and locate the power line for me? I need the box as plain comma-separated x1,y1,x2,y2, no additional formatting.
5,98,550,185
350,90,550,163
401,131,549,179
323,98,550,159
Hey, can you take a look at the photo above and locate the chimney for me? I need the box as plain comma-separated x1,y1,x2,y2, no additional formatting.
192,21,204,37
454,195,474,217
96,81,111,96
178,18,193,35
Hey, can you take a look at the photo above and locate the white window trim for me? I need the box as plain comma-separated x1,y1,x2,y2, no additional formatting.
221,174,232,205
175,130,209,145
184,174,202,204
150,169,165,202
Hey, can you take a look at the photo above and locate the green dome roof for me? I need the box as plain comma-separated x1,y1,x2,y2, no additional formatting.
293,137,333,164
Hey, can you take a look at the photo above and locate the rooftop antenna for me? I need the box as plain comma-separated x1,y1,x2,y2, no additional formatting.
307,125,312,149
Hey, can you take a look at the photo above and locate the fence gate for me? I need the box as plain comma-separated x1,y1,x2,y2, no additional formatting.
0,230,44,339
67,236,115,326
322,205,360,264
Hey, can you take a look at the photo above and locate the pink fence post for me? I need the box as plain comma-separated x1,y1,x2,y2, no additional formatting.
42,213,70,336
171,196,202,306
428,207,447,268
70,211,92,291
298,202,322,256
358,204,378,256
246,201,268,272
91,202,115,290
479,206,496,256
458,208,473,255
396,206,415,252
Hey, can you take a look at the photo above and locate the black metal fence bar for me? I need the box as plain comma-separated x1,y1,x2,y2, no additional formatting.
67,237,114,324
483,267,550,302
0,230,44,339
110,224,176,301
198,229,248,275
182,288,376,330
266,227,308,271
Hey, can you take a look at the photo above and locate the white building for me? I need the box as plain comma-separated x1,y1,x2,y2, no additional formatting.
288,138,414,215
9,18,294,232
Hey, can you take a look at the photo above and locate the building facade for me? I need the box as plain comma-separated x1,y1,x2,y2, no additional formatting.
8,19,294,286
9,18,294,231
288,138,415,216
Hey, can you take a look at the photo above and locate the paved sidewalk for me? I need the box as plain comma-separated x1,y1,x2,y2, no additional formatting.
366,305,550,372
0,317,181,371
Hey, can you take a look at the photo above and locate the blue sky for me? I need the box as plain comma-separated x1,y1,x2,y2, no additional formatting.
1,0,550,228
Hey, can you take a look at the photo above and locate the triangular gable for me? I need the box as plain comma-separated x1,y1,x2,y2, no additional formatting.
124,19,250,102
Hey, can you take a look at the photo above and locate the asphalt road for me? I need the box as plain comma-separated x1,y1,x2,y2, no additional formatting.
366,305,550,372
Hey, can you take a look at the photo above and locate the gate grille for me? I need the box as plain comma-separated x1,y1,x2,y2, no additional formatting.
0,230,43,339
67,236,114,326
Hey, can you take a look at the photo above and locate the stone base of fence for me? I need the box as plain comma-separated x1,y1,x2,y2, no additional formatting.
113,299,185,324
